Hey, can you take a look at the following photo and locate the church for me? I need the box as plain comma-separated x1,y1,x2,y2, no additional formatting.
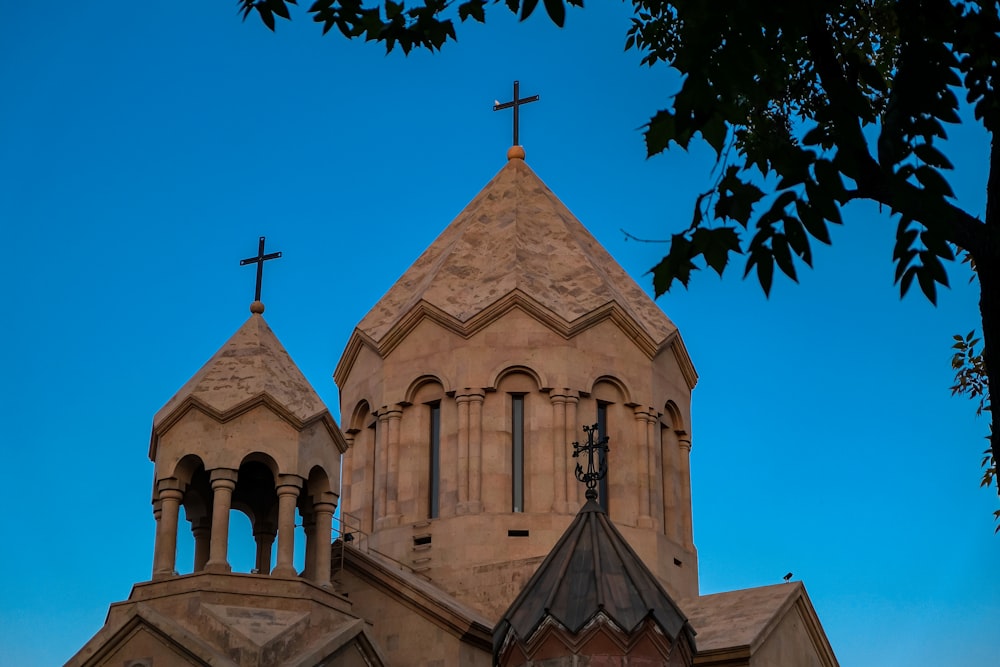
67,143,839,666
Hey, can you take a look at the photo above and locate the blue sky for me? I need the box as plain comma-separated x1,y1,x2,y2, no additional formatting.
1,2,996,665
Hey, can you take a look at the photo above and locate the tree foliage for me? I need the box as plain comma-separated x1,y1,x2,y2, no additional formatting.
241,0,999,514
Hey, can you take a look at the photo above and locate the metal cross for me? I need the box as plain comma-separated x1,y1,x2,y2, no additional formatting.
572,423,610,502
239,236,282,302
493,80,539,147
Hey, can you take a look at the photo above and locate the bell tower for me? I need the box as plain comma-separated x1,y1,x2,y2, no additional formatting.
334,148,699,619
149,299,345,583
67,298,390,667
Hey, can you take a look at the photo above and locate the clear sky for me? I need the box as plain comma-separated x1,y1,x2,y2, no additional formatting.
1,3,996,665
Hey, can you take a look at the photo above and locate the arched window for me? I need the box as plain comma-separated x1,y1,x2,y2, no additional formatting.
596,400,609,513
428,400,441,518
511,393,525,513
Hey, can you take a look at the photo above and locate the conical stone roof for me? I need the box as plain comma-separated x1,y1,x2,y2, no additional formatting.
357,155,677,346
153,306,329,428
493,498,696,655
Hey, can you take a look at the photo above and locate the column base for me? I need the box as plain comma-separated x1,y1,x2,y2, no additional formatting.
203,561,232,574
271,565,298,578
637,515,655,529
152,569,175,580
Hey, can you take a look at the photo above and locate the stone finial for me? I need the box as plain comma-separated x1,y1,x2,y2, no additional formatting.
507,145,526,161
250,300,265,314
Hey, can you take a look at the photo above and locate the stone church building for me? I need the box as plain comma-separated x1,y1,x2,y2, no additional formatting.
68,146,839,666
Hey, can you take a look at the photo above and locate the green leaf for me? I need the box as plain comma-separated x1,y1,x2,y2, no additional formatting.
542,0,565,26
651,234,699,296
645,110,679,156
458,0,486,22
913,165,955,198
520,0,539,21
913,143,954,170
771,233,798,282
783,216,812,266
795,200,831,245
692,227,742,276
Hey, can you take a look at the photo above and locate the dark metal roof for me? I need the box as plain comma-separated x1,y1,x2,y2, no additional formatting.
493,499,696,655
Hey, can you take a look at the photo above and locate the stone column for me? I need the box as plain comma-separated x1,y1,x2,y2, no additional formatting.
374,410,388,528
192,518,212,572
678,434,694,548
550,392,568,513
253,523,276,574
152,483,184,579
204,468,238,573
341,432,355,518
272,475,303,578
384,407,403,525
565,395,580,506
301,511,316,580
467,391,485,513
456,393,470,513
645,411,659,529
634,408,654,528
660,426,678,541
312,498,337,587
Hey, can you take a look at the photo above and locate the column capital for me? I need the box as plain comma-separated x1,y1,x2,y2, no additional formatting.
156,477,185,495
677,433,692,451
455,388,486,402
633,405,658,421
158,487,184,503
377,405,403,420
276,474,304,493
313,501,337,515
209,467,238,484
548,388,579,402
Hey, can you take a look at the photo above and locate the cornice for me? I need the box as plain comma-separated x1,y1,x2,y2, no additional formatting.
335,291,696,386
149,394,345,461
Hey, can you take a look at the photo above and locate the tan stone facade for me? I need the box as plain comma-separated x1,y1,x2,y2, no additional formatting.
335,157,699,617
68,151,839,667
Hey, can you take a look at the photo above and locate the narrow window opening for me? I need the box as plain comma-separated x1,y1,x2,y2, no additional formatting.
508,529,529,537
428,401,441,519
413,535,432,546
512,394,525,513
673,558,683,567
597,401,609,512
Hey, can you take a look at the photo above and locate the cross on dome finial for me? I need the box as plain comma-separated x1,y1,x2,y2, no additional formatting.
572,424,609,502
240,236,282,309
493,80,539,152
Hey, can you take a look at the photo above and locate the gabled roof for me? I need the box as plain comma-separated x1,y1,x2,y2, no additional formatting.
357,155,678,347
153,309,329,429
494,499,695,654
679,582,838,665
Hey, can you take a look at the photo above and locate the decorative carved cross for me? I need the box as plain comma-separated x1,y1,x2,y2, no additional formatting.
240,236,282,302
573,423,610,501
493,80,539,147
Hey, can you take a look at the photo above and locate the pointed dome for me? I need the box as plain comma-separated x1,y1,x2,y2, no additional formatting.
358,156,677,346
493,499,696,657
153,309,328,428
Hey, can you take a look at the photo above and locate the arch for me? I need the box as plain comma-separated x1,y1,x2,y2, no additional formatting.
404,373,452,405
590,375,632,405
347,399,374,435
239,451,280,480
489,364,545,391
306,465,334,498
171,454,206,487
662,400,686,433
